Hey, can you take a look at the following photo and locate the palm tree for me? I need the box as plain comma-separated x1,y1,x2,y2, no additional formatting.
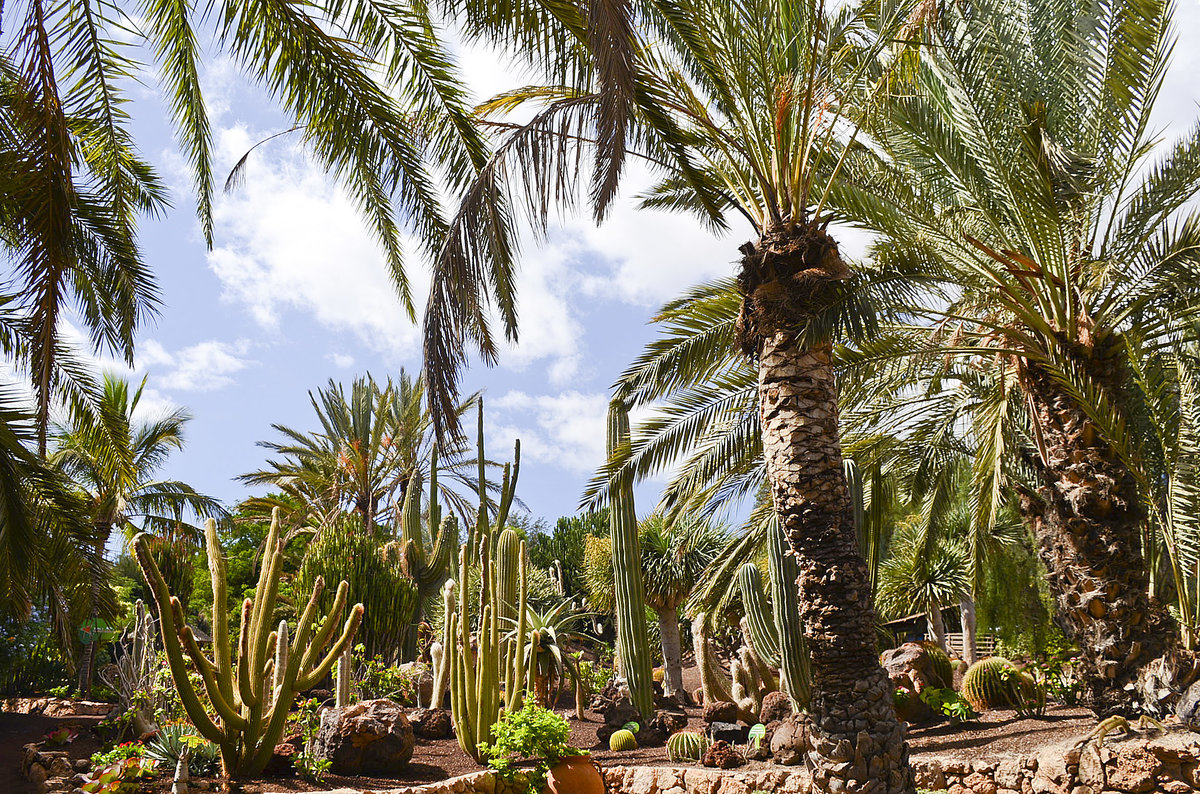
1,0,487,444
424,1,922,787
876,520,970,651
835,0,1200,715
638,514,725,698
241,371,481,534
52,374,224,695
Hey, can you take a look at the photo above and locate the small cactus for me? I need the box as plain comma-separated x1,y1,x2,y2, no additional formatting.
653,667,666,683
609,729,638,751
621,721,640,734
666,730,709,763
748,723,766,752
962,656,1024,710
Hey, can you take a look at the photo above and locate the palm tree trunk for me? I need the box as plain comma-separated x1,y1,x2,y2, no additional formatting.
1020,343,1189,716
927,604,947,651
959,595,978,666
77,533,107,698
739,227,911,794
656,604,684,698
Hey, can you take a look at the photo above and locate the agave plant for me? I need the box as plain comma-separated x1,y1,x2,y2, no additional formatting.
505,601,591,709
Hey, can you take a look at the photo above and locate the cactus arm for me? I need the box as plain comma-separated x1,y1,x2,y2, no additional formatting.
290,577,324,660
295,603,364,691
494,440,520,532
203,519,235,708
236,599,257,708
738,563,781,668
768,518,810,708
506,546,527,711
250,538,284,689
131,534,226,745
420,514,457,590
274,620,288,695
300,581,348,671
177,619,249,731
248,513,281,659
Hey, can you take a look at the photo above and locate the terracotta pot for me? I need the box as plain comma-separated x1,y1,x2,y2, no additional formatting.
543,755,603,794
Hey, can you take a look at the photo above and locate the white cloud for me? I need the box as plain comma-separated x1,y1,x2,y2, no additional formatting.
150,340,252,392
489,390,610,474
327,352,356,369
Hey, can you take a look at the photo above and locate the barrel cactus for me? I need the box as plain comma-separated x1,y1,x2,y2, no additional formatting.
917,641,954,689
609,729,638,751
962,657,1024,710
666,730,709,763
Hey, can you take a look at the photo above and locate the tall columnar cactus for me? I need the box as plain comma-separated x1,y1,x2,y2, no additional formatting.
738,563,781,667
768,517,811,708
468,399,520,556
691,612,735,706
448,535,529,761
607,400,655,720
429,579,456,708
397,449,458,661
132,510,363,778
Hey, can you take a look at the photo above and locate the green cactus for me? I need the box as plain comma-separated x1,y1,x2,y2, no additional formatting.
917,641,954,689
962,656,1024,711
692,611,735,707
132,510,363,778
448,534,529,761
607,400,655,720
738,563,781,668
768,517,811,709
609,729,638,751
429,579,456,709
396,449,458,661
666,731,709,763
748,723,766,752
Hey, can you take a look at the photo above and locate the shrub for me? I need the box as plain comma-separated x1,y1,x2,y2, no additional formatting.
81,756,157,794
479,701,586,792
352,645,424,704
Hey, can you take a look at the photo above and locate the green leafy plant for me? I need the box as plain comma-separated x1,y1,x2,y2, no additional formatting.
352,644,424,704
478,701,586,793
918,688,977,722
80,756,158,794
287,697,329,782
90,742,146,768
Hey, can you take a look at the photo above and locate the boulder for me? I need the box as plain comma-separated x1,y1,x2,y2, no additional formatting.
648,708,688,736
769,716,806,766
1176,680,1200,729
760,691,793,723
591,681,640,728
881,642,947,694
408,708,452,739
312,699,415,775
701,739,745,769
702,700,738,725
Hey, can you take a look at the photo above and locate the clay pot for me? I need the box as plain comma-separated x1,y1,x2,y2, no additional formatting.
544,755,603,794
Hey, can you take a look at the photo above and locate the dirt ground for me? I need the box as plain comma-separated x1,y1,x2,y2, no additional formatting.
2,668,1101,794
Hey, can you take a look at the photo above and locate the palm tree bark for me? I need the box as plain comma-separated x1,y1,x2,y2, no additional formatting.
738,228,911,794
77,532,108,697
1019,340,1193,715
927,605,947,651
656,604,684,698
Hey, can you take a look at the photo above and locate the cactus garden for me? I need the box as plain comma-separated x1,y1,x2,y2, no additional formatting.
5,0,1200,792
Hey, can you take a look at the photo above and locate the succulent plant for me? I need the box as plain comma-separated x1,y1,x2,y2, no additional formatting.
608,729,638,751
666,730,709,763
962,656,1024,710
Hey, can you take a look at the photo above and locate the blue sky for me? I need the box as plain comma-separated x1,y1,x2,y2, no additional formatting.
60,10,1200,530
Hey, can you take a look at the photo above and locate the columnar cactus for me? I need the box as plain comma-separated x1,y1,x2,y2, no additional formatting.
692,611,735,706
666,731,709,763
447,535,529,761
738,563,781,667
607,399,655,720
132,510,363,778
768,517,811,708
429,579,456,708
397,449,458,660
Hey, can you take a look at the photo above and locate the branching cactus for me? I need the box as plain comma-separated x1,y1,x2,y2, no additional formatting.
100,599,158,735
132,509,363,778
397,449,458,660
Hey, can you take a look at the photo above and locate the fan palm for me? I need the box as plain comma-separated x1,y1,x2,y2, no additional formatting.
425,0,923,786
833,0,1200,715
51,374,224,695
2,0,487,444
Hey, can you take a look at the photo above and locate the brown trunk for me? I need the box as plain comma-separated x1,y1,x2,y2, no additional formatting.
738,227,912,794
1019,334,1195,716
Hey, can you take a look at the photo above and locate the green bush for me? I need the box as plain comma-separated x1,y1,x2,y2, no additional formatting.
144,724,220,776
352,645,424,704
479,701,586,792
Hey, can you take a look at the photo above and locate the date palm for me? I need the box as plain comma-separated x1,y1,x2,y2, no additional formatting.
0,0,487,444
835,0,1200,714
52,373,224,695
424,0,923,786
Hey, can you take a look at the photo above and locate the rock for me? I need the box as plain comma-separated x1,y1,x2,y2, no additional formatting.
964,772,999,794
408,708,452,739
635,725,666,748
71,760,89,773
312,698,415,775
703,700,738,724
708,721,748,744
591,681,640,727
881,642,950,692
770,717,805,766
264,741,297,777
702,739,745,769
28,762,47,787
760,691,792,724
912,760,947,790
648,708,688,736
1175,680,1200,728
1078,745,1106,790
1104,748,1158,793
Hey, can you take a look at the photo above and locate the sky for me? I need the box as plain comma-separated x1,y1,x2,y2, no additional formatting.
48,5,1200,532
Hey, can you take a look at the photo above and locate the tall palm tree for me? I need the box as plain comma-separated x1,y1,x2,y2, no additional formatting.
424,3,924,783
52,374,224,695
834,0,1200,715
638,514,725,698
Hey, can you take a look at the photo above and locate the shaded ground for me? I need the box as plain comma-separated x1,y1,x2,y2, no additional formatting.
4,672,1101,793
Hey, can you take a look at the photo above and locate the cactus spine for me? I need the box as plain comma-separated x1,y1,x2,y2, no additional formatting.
336,646,352,708
133,509,363,778
606,400,655,720
666,731,708,763
609,729,638,751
